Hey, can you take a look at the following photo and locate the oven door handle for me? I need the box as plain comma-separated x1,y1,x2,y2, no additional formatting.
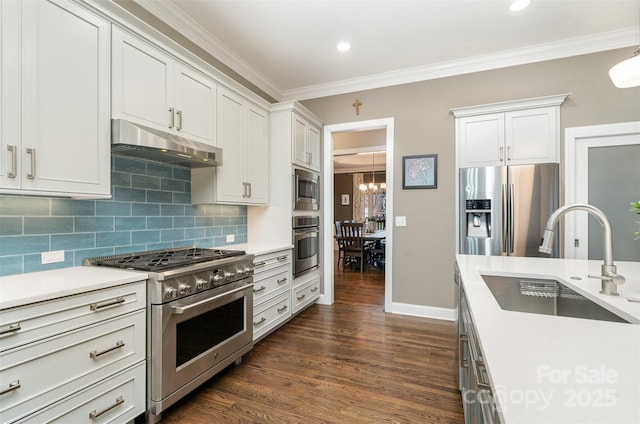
172,283,252,315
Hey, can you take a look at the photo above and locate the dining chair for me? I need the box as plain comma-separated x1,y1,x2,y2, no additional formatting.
334,220,345,267
340,222,369,274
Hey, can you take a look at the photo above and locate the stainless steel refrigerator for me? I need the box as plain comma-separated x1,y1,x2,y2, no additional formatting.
459,164,559,257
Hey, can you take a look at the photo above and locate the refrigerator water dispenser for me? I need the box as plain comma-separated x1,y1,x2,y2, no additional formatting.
465,199,491,238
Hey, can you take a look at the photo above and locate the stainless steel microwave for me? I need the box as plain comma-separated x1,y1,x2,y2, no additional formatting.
294,168,319,211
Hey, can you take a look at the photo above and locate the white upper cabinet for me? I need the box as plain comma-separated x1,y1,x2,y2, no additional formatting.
192,87,268,205
292,111,321,172
0,0,110,197
452,94,569,168
112,27,216,147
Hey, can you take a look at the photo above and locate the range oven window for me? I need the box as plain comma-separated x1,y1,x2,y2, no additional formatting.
176,297,244,368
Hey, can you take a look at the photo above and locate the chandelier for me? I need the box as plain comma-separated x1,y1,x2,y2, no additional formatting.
359,152,386,194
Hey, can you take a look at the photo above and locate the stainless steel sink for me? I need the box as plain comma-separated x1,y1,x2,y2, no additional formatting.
481,274,634,323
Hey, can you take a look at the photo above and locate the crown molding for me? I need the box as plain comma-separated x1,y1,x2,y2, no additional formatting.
133,0,283,101
283,27,639,101
128,2,638,103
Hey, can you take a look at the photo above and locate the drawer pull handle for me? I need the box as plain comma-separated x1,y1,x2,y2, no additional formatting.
311,287,319,293
277,277,288,284
254,261,266,268
90,340,125,359
253,286,266,293
89,396,124,419
0,323,21,336
0,380,20,396
297,294,306,301
277,305,288,313
276,255,288,261
90,296,125,311
253,317,266,326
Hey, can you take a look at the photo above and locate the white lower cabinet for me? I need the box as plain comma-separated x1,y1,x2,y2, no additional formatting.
251,249,291,341
0,281,146,424
291,276,320,314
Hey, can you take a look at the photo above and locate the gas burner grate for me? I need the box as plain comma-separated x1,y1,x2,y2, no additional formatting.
84,247,246,272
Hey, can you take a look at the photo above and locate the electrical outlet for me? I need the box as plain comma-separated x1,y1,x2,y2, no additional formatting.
226,234,235,243
395,216,407,227
42,250,65,264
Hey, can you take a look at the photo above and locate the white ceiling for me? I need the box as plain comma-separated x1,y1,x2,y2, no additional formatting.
137,0,640,101
334,151,387,173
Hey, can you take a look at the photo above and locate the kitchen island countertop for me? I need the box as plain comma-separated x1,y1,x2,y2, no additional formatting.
456,254,640,423
0,267,148,310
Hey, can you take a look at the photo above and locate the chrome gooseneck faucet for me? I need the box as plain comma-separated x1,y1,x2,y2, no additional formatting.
539,203,625,296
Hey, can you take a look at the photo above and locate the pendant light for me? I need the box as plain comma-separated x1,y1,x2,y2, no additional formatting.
609,47,640,88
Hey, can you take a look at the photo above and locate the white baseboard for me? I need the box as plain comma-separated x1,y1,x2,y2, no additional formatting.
385,302,457,321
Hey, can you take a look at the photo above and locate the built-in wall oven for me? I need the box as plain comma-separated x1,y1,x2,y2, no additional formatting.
294,168,319,211
293,215,319,277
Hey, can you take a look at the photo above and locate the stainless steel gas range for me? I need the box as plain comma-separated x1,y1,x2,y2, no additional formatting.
84,247,254,423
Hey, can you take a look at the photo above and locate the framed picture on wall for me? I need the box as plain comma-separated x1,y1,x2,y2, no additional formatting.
402,154,437,189
341,194,350,205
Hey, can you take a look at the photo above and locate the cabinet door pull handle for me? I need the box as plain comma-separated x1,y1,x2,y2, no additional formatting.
176,110,183,131
247,182,252,198
254,261,266,268
499,146,504,162
277,305,288,313
253,317,266,326
276,277,287,284
507,145,512,161
26,147,36,179
90,340,125,359
276,255,288,261
89,396,124,419
0,323,21,336
311,287,319,293
0,380,20,396
253,285,266,293
90,296,125,311
297,294,306,301
168,107,175,128
7,145,17,178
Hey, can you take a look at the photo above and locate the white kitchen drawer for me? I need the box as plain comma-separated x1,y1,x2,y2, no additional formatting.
252,267,290,305
252,292,290,342
15,361,145,424
253,250,291,275
0,310,145,423
0,281,146,353
292,277,320,314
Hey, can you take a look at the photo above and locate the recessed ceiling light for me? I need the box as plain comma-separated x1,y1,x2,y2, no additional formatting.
336,42,351,52
510,0,531,12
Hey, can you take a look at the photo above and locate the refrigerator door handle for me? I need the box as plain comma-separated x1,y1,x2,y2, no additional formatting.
501,184,508,253
509,183,515,254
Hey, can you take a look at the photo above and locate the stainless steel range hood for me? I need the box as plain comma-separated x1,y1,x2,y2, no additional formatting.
111,119,222,168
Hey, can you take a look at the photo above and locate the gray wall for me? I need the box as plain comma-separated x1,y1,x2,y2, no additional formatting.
334,174,353,222
303,48,640,309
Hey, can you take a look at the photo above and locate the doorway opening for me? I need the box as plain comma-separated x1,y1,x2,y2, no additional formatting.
319,118,394,312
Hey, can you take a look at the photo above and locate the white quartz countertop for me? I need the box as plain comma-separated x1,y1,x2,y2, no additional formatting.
0,267,148,310
456,255,640,423
227,243,293,256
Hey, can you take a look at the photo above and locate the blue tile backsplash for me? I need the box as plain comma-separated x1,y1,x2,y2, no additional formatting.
0,155,247,276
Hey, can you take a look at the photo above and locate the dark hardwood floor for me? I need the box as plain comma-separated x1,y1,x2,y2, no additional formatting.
159,262,464,423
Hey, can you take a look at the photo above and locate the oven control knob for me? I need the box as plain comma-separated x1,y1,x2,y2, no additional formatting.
195,278,208,290
178,284,192,295
165,288,177,299
243,266,253,275
212,273,224,284
224,271,235,279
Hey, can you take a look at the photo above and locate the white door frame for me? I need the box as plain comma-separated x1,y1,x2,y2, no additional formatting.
564,121,640,258
318,118,394,312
